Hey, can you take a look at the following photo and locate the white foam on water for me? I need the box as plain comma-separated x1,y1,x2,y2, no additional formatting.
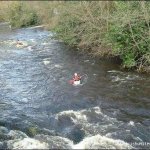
125,74,139,80
56,110,88,124
128,121,135,126
11,138,49,149
54,64,63,68
108,70,140,84
56,107,102,119
43,60,50,65
72,134,133,149
55,106,119,136
29,39,36,43
21,98,28,103
5,131,133,149
41,42,48,45
1,40,16,46
42,58,51,65
84,59,89,62
2,105,134,149
112,76,125,82
8,130,28,140
27,46,33,50
92,107,118,124
55,107,126,143
107,70,122,73
34,134,73,149
94,106,102,115
56,106,116,125
4,107,136,149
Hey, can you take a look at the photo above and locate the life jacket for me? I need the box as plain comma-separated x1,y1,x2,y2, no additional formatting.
73,75,81,81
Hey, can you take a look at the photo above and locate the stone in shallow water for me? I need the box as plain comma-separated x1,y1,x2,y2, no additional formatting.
63,125,85,144
26,126,39,137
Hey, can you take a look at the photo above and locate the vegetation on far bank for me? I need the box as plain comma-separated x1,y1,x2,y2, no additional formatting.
0,1,150,73
0,1,40,27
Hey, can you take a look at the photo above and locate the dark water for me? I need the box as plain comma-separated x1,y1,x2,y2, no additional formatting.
0,26,150,149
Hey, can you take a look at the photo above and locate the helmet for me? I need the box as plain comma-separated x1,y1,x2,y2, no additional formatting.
74,73,78,76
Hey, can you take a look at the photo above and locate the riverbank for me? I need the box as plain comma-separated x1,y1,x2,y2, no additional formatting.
0,1,149,73
47,1,150,73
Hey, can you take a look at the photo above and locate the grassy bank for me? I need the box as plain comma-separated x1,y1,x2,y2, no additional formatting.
0,1,149,72
44,1,150,73
0,1,40,28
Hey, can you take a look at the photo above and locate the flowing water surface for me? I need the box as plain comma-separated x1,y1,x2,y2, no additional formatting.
0,26,150,149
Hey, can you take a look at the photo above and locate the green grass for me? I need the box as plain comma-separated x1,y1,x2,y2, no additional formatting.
0,2,40,28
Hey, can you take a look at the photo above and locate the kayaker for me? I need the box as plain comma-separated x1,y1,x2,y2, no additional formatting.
69,73,82,85
73,73,81,81
16,39,23,45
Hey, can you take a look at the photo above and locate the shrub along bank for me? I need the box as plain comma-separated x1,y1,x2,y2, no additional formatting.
0,1,149,72
0,1,40,28
47,1,150,73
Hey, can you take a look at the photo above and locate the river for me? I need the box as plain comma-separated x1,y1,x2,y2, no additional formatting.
0,26,150,149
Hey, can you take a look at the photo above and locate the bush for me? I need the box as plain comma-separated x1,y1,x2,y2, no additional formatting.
105,1,150,71
52,13,81,46
51,1,114,53
8,2,40,28
0,1,149,72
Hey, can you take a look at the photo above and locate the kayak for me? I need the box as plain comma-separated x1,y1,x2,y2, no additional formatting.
16,41,28,48
69,74,88,86
73,80,81,85
69,80,81,86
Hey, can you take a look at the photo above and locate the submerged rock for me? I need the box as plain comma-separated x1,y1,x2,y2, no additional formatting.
26,126,39,137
